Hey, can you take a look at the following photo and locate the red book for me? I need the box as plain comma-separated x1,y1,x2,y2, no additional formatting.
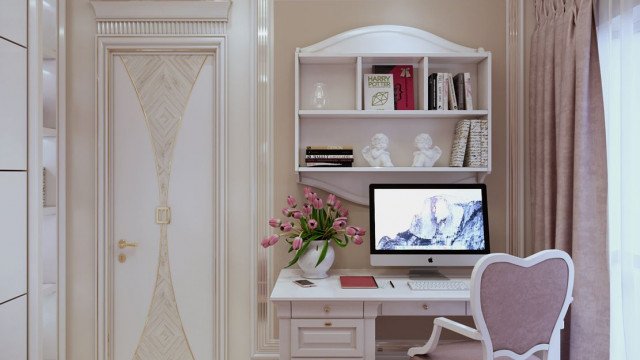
339,276,378,289
372,65,415,110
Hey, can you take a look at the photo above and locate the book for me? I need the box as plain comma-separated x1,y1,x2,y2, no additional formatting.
364,74,394,110
464,72,474,110
306,145,353,150
453,73,465,110
305,149,354,155
436,73,445,110
427,73,437,110
372,65,415,110
464,119,488,167
449,120,471,167
305,155,354,159
446,73,458,110
305,162,353,167
339,276,378,289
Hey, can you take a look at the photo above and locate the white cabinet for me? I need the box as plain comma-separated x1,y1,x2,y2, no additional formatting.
0,39,27,170
0,172,27,303
0,0,27,47
0,296,28,360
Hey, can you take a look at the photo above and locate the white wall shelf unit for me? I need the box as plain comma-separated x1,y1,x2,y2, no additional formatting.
294,26,492,205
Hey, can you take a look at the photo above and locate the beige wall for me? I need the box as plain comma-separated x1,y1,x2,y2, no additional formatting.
66,0,253,359
273,0,507,340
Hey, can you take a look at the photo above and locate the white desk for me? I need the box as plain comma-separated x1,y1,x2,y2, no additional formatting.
270,269,472,360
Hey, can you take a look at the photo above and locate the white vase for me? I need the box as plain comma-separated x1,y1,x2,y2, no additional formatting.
297,240,335,279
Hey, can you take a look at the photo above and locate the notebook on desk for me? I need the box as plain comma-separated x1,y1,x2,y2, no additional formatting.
339,276,378,289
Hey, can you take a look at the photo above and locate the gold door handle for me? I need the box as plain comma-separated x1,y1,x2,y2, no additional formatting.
118,239,138,249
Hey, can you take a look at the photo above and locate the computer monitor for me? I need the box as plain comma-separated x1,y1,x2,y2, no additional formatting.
369,183,490,273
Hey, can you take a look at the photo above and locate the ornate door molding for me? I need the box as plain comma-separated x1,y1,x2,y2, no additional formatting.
93,2,230,360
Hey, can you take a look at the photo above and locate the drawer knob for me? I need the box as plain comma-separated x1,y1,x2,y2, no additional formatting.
324,321,332,327
323,305,331,313
422,304,430,310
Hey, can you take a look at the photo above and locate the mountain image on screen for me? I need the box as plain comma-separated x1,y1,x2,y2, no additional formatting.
377,195,485,250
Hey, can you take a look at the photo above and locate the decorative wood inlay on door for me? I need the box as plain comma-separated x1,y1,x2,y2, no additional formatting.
121,54,207,360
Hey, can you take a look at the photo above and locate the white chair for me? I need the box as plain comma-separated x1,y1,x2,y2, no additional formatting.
408,250,574,360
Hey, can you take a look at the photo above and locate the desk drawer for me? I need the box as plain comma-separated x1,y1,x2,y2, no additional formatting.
292,301,363,318
381,301,467,316
291,319,364,358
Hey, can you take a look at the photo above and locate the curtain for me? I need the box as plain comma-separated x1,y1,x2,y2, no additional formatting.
596,0,640,358
529,0,609,359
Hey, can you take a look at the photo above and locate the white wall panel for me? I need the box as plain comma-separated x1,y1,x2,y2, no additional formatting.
0,0,27,47
0,172,27,303
0,39,27,170
0,295,27,360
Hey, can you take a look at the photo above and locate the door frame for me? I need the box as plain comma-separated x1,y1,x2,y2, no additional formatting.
95,35,228,360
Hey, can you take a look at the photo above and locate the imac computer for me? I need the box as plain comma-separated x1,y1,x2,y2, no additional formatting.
369,183,490,277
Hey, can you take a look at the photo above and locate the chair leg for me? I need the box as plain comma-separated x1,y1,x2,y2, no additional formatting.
407,325,442,357
543,329,561,360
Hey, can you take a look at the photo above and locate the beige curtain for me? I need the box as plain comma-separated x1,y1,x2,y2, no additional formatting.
529,0,609,359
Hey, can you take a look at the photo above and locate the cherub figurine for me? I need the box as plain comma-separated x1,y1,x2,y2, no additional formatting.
412,133,442,167
362,133,394,167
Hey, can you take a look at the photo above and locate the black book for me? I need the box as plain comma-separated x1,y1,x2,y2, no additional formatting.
305,149,354,155
428,73,438,110
453,73,466,110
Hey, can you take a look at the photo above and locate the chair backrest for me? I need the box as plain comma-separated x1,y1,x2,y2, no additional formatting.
469,250,574,358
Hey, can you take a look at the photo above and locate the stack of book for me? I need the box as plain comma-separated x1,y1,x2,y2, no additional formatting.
305,146,354,167
449,119,488,167
427,72,474,110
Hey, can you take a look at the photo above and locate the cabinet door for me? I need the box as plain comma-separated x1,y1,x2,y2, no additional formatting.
0,0,27,47
291,319,364,358
0,296,27,360
0,172,27,303
0,39,27,171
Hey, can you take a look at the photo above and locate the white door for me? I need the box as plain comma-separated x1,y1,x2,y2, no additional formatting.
111,54,215,360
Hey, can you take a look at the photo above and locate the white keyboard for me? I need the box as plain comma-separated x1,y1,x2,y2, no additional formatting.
407,280,469,291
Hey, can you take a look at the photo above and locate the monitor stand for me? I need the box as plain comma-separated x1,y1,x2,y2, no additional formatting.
408,268,448,279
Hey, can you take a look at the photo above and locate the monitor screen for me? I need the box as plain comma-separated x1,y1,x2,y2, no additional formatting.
369,184,490,255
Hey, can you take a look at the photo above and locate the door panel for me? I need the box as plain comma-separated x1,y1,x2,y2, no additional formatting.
0,0,27,47
0,172,26,303
112,54,214,360
0,40,27,170
0,295,27,360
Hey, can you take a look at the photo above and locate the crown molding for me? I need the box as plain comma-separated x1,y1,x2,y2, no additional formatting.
91,1,231,21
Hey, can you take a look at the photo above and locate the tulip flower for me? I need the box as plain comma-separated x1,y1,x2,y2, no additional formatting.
302,203,313,216
292,210,303,219
312,197,323,209
268,234,280,246
261,236,271,248
282,207,291,217
346,226,358,236
326,194,336,207
280,222,293,232
268,218,282,228
353,235,363,245
303,187,312,197
292,236,303,250
333,218,347,231
287,195,297,208
357,227,366,236
308,219,318,230
339,208,349,217
334,199,342,210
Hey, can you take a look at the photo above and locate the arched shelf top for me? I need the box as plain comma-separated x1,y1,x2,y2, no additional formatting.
299,25,484,55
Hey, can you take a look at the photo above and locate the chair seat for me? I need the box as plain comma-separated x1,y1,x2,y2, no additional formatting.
410,341,541,360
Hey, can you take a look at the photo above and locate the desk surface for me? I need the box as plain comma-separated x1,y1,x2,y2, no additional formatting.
270,268,471,302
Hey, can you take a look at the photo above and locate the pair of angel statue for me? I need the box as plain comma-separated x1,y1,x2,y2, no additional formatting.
361,133,441,167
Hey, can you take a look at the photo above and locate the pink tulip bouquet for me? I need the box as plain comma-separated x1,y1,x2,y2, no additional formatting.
262,187,366,268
